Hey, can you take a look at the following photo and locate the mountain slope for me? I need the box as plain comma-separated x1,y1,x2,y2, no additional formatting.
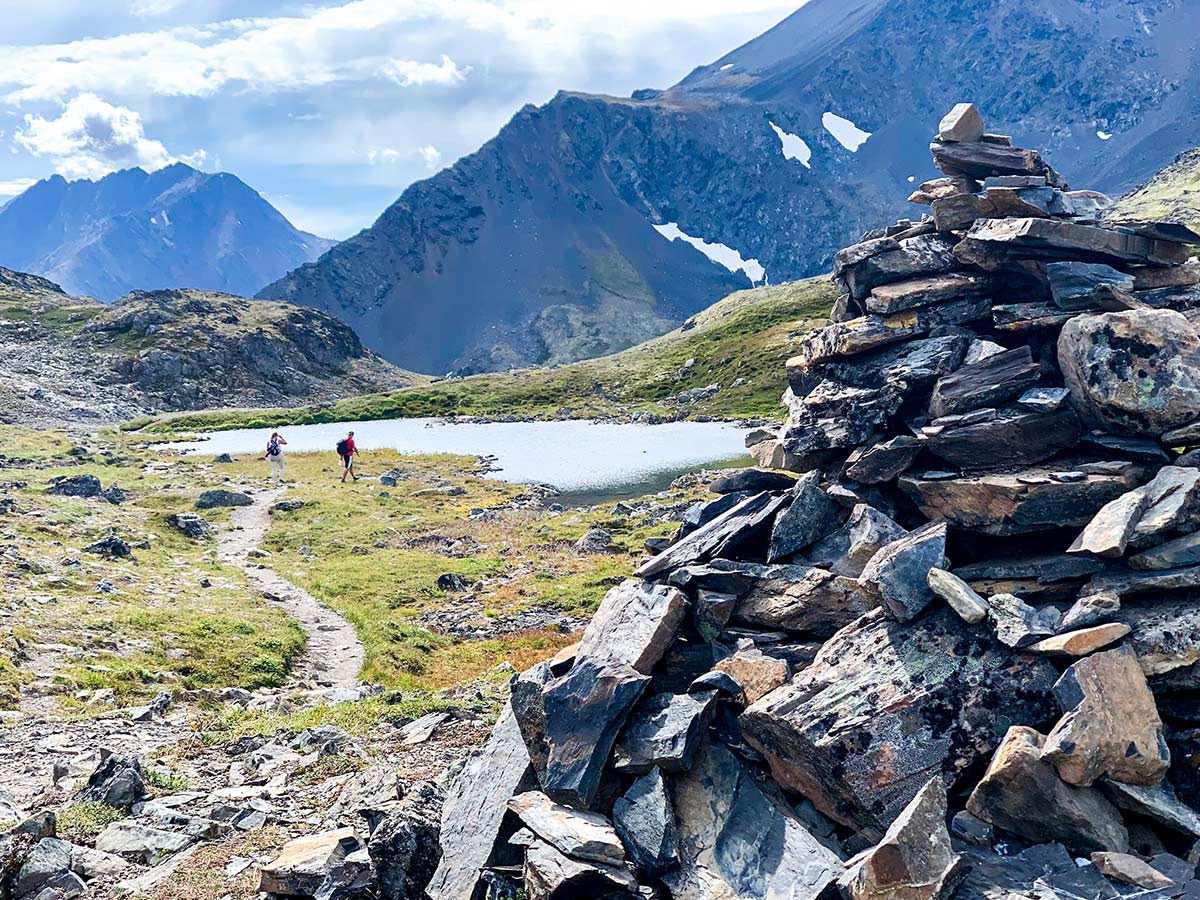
0,164,334,301
261,0,1200,375
1113,147,1200,230
0,267,421,426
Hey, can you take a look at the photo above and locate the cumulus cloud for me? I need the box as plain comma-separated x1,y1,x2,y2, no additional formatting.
0,177,37,197
417,145,442,170
14,93,203,179
380,55,468,88
368,145,443,172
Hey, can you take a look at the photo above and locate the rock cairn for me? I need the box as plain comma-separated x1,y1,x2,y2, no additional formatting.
418,105,1200,900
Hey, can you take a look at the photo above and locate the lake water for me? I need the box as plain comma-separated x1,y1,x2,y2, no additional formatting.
167,419,753,503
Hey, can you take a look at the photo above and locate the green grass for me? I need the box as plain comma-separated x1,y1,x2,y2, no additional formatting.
57,802,125,841
1113,147,1200,230
140,278,834,432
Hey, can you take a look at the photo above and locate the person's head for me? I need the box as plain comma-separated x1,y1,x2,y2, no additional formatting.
348,431,355,438
270,432,279,439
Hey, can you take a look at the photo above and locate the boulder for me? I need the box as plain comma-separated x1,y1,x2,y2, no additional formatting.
611,690,717,774
858,522,947,622
612,769,678,877
508,792,624,866
663,740,844,900
426,703,535,900
1059,309,1200,437
13,838,74,899
937,103,985,142
864,272,991,315
1130,531,1200,570
840,778,964,900
573,527,614,554
368,782,443,900
767,472,841,562
923,407,1083,471
806,504,908,577
959,217,1188,269
1091,852,1176,889
1101,778,1200,839
1046,261,1135,310
83,533,132,558
740,608,1059,830
712,644,788,704
1060,591,1121,631
1112,596,1200,683
678,491,753,538
47,474,103,499
195,489,253,509
576,579,686,675
709,468,796,494
691,589,737,642
76,754,147,809
1042,645,1169,787
68,844,130,882
965,726,1129,854
927,567,988,624
166,512,213,539
259,828,362,897
844,436,923,484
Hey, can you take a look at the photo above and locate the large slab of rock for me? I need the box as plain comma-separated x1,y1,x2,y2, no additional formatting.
740,608,1059,830
840,234,960,300
900,461,1145,535
733,565,879,636
536,659,649,808
1042,645,1169,786
958,217,1190,269
663,740,844,900
507,792,624,866
858,522,947,622
1047,261,1135,310
840,778,963,900
966,726,1129,854
611,690,717,774
865,272,991,314
1113,597,1200,682
576,579,686,674
767,472,841,562
1059,309,1200,437
367,782,443,900
924,407,1083,470
1102,778,1200,838
927,346,1041,418
612,769,679,877
427,702,535,900
927,567,989,624
844,435,923,484
1069,485,1151,557
1027,623,1130,657
932,140,1058,181
637,492,786,578
95,821,194,865
1130,531,1200,570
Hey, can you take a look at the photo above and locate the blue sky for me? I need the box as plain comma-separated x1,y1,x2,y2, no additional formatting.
0,1,800,239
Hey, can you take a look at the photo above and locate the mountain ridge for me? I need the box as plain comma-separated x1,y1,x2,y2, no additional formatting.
0,163,334,301
261,0,1200,375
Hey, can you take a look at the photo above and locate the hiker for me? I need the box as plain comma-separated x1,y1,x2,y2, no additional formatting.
264,431,287,482
337,430,358,482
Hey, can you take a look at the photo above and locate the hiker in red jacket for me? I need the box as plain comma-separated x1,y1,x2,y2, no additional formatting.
337,431,358,483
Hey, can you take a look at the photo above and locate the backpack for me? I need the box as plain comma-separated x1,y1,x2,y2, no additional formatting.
336,438,350,456
267,439,281,457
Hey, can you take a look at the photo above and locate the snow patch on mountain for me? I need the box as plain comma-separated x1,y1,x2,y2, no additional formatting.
769,122,812,168
822,112,871,151
653,222,765,284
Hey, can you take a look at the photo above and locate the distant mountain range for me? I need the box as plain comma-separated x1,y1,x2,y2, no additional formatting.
0,164,333,301
260,0,1200,375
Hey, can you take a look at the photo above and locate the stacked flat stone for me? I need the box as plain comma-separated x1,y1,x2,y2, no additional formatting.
425,105,1200,900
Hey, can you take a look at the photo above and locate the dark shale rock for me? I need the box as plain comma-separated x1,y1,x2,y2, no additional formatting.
521,837,637,900
864,272,991,314
924,406,1083,471
611,690,717,774
611,769,679,877
987,592,1061,648
47,474,103,498
966,726,1130,854
426,703,534,900
844,435,923,485
691,589,736,643
576,579,686,675
369,782,444,900
740,607,1059,830
663,740,843,900
677,491,752,538
1112,597,1200,686
1059,309,1200,437
931,139,1059,182
959,217,1189,269
637,493,787,578
83,533,133,558
77,754,147,809
766,471,841,562
1060,590,1121,631
1101,779,1200,839
709,468,795,494
1047,261,1135,311
733,565,878,636
841,234,960,301
1130,532,1200,570
167,512,213,539
858,521,947,622
839,778,964,900
1043,645,1170,786
927,346,1041,418
900,461,1144,535
507,792,625,866
806,503,907,578
535,659,650,808
195,488,253,509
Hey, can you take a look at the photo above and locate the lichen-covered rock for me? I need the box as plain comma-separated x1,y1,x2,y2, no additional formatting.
740,608,1059,830
1058,309,1200,437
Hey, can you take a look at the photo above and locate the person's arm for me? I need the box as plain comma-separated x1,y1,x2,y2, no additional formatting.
279,437,288,445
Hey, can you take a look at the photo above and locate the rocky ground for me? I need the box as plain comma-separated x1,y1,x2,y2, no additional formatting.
0,269,422,428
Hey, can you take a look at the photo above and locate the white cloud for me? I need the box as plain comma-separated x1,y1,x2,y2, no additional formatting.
367,147,402,165
14,93,203,180
0,177,37,197
417,144,442,170
380,55,468,88
130,0,185,15
369,144,443,172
